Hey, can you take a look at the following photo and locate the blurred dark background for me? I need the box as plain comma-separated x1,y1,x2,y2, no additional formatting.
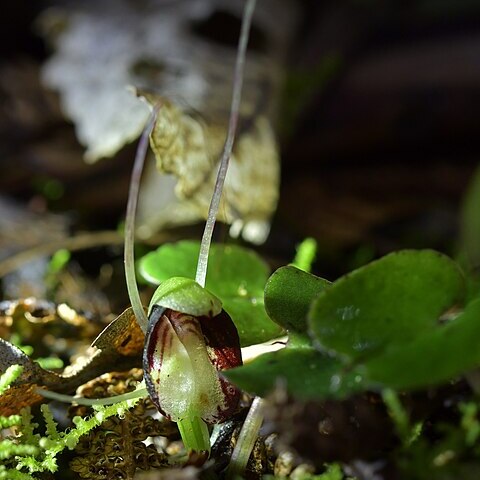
1,0,479,281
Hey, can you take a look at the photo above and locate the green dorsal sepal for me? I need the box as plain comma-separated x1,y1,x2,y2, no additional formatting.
148,277,222,318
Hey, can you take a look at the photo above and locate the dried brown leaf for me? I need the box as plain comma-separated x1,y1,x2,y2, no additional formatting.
0,307,144,415
91,307,144,356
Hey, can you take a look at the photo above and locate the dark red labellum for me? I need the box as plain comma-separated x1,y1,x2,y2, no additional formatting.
143,305,242,423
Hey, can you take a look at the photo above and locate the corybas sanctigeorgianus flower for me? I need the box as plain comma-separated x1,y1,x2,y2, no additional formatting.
142,277,242,454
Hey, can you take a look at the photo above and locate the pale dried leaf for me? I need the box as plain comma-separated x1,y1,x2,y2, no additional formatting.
40,0,298,242
138,91,280,244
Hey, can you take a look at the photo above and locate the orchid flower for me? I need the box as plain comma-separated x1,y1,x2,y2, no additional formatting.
143,277,242,453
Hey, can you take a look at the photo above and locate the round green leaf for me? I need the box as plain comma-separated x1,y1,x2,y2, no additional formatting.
309,250,465,360
139,241,199,284
225,347,365,399
364,299,480,390
139,241,282,346
264,266,330,333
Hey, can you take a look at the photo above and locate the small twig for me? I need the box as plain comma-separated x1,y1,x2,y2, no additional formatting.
0,231,174,280
0,231,123,278
195,0,257,288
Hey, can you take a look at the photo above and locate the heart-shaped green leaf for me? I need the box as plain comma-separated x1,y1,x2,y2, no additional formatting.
309,250,465,360
139,241,283,346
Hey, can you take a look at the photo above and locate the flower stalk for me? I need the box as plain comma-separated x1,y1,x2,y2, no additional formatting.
177,416,211,456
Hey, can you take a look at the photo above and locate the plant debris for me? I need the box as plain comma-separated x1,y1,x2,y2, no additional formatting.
0,307,144,415
69,370,175,480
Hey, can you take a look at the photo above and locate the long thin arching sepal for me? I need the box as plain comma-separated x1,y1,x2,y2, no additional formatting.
36,386,149,406
125,104,162,332
195,0,257,288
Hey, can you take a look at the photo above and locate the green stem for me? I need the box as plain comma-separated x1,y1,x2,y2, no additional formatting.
177,416,211,455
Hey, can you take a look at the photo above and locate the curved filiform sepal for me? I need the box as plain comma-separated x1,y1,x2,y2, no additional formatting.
143,306,242,424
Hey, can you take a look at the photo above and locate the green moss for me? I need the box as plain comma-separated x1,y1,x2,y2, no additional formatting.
0,365,143,478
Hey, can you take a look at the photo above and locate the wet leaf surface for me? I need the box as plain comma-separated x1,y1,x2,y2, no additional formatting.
365,299,480,390
309,250,465,360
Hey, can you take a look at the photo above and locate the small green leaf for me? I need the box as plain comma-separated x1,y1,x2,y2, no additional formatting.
139,241,282,346
47,249,70,275
225,346,365,399
309,250,465,360
291,237,317,273
264,266,330,333
317,463,344,480
365,299,480,390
